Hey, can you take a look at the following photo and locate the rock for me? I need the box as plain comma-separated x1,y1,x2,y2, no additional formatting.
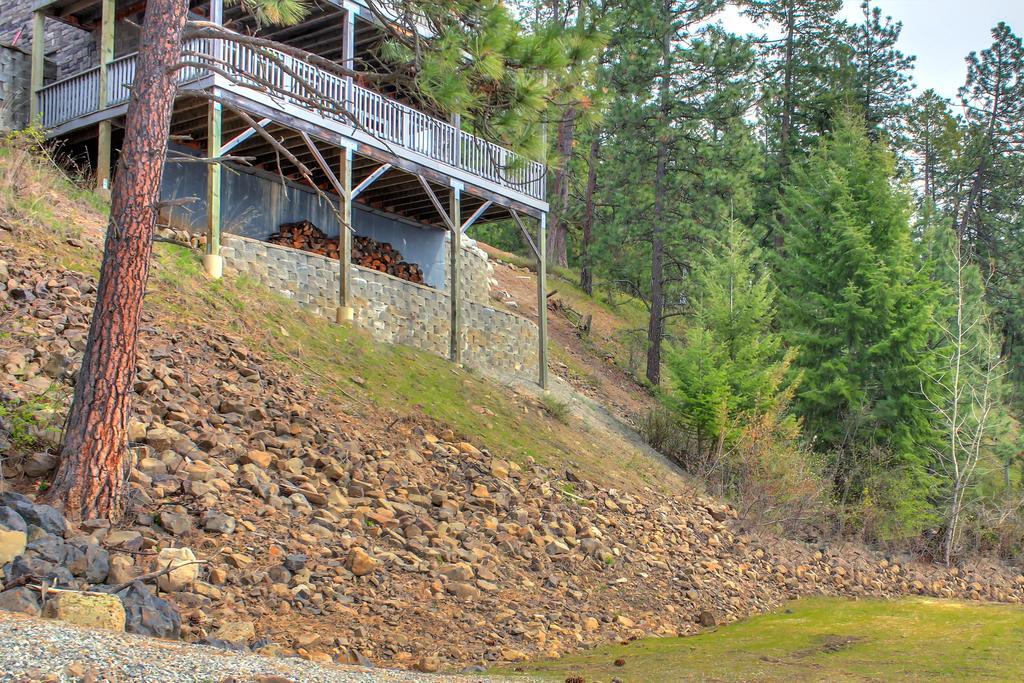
66,540,110,583
241,450,273,469
415,655,441,673
159,511,192,536
698,610,717,627
283,554,307,572
347,547,377,577
616,615,635,628
145,425,184,452
0,587,41,616
202,510,236,535
4,554,75,587
155,547,198,593
268,565,292,584
583,617,600,632
104,530,143,551
22,452,58,477
212,620,256,644
43,591,126,631
446,581,481,600
0,506,27,565
118,582,181,639
107,554,136,585
0,493,67,537
438,562,475,582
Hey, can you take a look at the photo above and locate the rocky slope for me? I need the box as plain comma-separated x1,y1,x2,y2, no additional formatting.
3,238,1024,676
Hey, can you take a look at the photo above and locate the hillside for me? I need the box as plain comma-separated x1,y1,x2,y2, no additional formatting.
3,145,1024,678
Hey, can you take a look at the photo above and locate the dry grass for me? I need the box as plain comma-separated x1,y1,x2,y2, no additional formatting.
0,142,686,496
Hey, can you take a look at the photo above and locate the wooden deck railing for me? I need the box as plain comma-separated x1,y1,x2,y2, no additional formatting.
36,39,546,202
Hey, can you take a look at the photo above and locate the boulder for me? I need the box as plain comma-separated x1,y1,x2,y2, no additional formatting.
0,587,41,616
211,620,256,644
117,582,181,639
106,554,137,585
158,511,192,536
0,493,67,537
347,547,377,577
0,506,27,565
43,591,126,631
202,510,236,535
155,547,198,593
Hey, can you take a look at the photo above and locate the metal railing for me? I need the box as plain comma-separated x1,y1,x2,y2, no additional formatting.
37,39,546,202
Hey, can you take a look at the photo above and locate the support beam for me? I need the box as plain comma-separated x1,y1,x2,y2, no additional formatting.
300,132,346,196
204,100,223,278
351,162,391,199
461,200,492,234
449,183,462,363
416,176,456,231
220,117,270,154
510,208,540,261
342,4,355,105
537,212,548,389
337,146,354,322
29,11,45,122
95,0,114,193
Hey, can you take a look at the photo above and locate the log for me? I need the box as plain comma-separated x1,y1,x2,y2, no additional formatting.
267,221,425,285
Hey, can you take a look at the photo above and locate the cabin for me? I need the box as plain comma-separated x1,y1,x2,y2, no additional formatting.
2,0,550,385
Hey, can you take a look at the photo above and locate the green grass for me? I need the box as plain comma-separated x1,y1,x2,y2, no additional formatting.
502,596,1024,682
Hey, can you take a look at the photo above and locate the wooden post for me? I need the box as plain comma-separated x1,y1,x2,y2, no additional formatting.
96,0,115,193
449,182,462,363
203,99,223,278
342,4,355,107
337,146,354,322
537,212,548,389
29,11,45,122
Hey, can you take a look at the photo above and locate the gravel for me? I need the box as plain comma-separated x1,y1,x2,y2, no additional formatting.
0,612,509,683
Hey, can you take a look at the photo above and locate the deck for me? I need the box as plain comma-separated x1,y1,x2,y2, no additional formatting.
37,38,547,209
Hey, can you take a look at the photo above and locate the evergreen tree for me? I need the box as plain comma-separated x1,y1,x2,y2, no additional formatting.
848,0,915,141
668,222,794,460
906,90,962,209
776,113,942,537
596,0,760,385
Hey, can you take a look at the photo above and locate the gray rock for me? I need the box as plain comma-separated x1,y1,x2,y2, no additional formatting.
66,539,110,584
201,510,235,535
117,581,181,639
0,506,26,533
283,554,307,572
25,536,67,564
0,587,41,616
0,493,67,537
4,554,75,587
159,511,192,536
267,564,292,584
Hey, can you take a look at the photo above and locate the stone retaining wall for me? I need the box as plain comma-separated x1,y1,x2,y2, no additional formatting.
0,44,30,131
221,234,538,380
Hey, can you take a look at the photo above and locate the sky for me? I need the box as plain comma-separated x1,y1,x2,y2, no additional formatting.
719,0,1024,101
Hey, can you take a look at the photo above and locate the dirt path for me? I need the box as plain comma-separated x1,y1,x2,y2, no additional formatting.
478,243,658,426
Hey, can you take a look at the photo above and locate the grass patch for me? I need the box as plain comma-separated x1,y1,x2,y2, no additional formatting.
503,596,1024,682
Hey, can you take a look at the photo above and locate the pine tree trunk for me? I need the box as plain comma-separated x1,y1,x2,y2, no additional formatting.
547,105,577,268
646,11,671,387
44,0,188,522
579,134,599,296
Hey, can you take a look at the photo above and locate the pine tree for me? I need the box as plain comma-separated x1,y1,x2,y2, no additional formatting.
596,0,760,385
847,0,915,140
668,222,793,461
776,113,942,537
906,90,962,209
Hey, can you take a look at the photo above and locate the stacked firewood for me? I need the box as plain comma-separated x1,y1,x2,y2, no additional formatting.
269,221,340,259
267,221,425,285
